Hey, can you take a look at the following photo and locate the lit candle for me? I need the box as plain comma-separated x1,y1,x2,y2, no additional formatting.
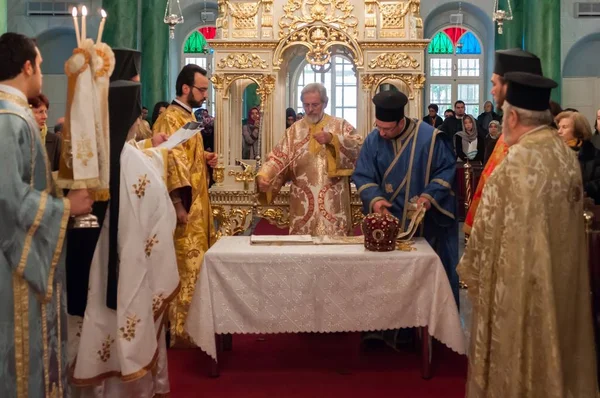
81,6,87,41
96,9,107,43
72,7,81,47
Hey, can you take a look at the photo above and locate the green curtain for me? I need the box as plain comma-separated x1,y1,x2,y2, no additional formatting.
494,0,524,50
141,0,169,116
0,0,7,35
243,84,260,121
102,0,138,49
524,0,561,102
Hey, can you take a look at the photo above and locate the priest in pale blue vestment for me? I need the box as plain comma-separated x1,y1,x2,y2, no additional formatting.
0,33,93,398
353,91,459,306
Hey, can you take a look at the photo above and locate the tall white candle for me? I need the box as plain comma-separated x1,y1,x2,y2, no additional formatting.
72,7,81,47
96,9,107,43
81,6,87,41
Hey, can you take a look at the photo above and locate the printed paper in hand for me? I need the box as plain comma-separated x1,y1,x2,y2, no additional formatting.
156,121,203,149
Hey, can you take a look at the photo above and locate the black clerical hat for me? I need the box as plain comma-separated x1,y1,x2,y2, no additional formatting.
372,90,408,122
504,72,558,111
494,49,543,76
111,48,141,82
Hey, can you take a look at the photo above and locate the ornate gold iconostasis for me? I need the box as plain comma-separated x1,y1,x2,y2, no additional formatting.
209,0,428,238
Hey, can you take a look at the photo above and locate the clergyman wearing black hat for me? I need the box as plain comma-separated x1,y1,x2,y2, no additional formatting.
492,48,543,108
464,48,544,236
353,89,460,318
457,70,599,397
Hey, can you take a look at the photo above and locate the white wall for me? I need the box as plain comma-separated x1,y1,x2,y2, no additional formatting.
561,0,600,69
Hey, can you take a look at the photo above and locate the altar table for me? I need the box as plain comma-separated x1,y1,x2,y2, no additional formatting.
185,236,466,378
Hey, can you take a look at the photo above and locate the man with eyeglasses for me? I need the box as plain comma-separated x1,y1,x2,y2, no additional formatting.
257,82,362,236
353,90,459,311
152,64,218,347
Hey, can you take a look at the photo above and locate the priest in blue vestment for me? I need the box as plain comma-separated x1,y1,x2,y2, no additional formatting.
0,33,93,397
353,91,459,306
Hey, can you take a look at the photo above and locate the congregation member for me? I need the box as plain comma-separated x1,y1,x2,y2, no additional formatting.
0,32,93,398
286,107,297,128
242,106,260,159
484,120,501,164
29,93,62,171
152,64,217,347
151,101,169,127
464,48,543,236
458,71,598,397
455,114,484,163
353,90,459,307
257,82,362,236
422,103,443,128
476,100,501,137
69,68,178,398
556,111,600,204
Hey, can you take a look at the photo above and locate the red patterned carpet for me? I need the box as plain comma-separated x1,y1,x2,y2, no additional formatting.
168,333,466,397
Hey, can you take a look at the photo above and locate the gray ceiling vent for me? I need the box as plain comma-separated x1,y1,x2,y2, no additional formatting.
449,13,464,25
201,11,216,22
574,2,600,18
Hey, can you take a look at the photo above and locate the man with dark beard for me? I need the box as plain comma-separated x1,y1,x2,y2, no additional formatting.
151,64,217,347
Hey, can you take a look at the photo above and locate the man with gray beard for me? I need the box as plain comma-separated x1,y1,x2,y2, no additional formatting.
257,83,362,236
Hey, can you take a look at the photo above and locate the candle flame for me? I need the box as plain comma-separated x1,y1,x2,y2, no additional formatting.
82,5,87,16
72,7,77,17
101,9,107,18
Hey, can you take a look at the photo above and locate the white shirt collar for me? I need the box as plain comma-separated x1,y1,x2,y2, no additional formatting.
0,84,27,102
173,98,192,114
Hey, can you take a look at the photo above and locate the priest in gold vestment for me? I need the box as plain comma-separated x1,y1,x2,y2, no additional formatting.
152,64,217,346
458,72,598,397
257,83,362,236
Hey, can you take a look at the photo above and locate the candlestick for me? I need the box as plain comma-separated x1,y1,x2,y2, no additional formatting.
96,9,107,43
72,7,81,47
81,6,87,41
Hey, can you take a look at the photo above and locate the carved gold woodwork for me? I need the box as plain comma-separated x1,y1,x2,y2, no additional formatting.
217,54,268,70
278,0,359,39
257,207,291,228
361,73,425,99
274,24,363,68
211,73,275,102
212,206,254,239
368,53,420,69
210,188,365,238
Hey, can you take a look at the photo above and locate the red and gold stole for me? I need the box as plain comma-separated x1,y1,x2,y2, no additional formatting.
464,134,509,235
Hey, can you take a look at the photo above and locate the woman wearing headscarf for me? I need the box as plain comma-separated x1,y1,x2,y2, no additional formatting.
242,106,260,159
286,107,296,128
455,114,485,163
484,120,501,165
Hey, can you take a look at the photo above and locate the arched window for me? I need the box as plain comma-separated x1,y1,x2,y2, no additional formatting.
427,28,483,117
182,28,216,115
293,55,358,128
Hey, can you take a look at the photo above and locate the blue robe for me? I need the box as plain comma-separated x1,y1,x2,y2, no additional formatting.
353,119,459,305
0,88,70,397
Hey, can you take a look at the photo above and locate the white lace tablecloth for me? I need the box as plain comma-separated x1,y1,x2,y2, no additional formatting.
185,236,466,361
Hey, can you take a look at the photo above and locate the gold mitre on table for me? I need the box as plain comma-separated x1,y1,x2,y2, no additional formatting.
56,24,115,202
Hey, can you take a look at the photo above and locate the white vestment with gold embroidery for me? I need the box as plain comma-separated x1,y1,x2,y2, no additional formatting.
69,143,178,397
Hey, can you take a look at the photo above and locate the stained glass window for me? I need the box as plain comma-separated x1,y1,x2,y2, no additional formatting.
199,27,216,40
184,31,207,54
427,31,453,54
443,27,467,46
456,32,482,55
